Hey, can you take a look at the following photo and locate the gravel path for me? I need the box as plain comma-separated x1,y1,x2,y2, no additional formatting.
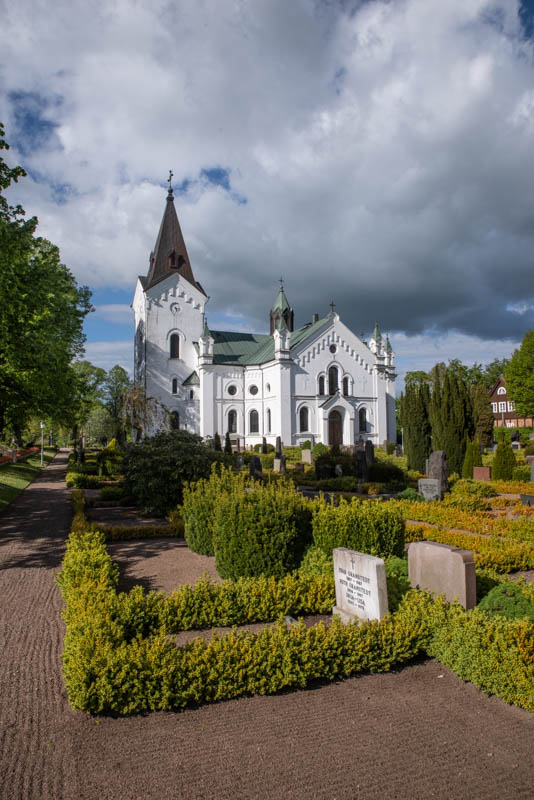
1,450,534,800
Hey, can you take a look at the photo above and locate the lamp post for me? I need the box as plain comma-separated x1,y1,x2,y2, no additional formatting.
40,421,45,466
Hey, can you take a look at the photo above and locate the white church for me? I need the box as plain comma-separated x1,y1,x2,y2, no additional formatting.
132,184,396,448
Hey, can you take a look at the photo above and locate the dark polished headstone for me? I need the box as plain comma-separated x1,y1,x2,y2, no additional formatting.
262,437,268,454
275,436,282,459
364,440,375,464
249,455,263,481
355,450,368,481
427,450,448,496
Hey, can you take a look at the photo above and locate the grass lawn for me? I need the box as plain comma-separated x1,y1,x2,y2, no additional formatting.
0,449,56,512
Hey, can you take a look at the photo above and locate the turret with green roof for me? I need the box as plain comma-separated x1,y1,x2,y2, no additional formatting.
269,280,294,334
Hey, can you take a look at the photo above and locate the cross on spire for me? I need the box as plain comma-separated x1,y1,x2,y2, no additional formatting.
329,300,336,314
279,276,284,287
167,169,174,197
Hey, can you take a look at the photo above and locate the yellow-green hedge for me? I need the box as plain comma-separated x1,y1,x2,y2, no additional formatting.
58,494,534,715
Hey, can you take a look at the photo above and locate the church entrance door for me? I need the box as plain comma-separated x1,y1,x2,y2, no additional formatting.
328,410,343,446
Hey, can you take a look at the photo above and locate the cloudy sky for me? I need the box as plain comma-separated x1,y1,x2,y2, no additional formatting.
2,0,534,387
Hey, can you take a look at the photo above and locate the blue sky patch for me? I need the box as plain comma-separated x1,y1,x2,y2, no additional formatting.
8,90,62,157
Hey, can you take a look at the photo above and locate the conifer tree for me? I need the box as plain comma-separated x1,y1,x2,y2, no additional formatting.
471,383,494,448
214,432,222,451
462,441,475,479
492,441,516,480
400,383,431,472
224,431,232,454
429,365,473,475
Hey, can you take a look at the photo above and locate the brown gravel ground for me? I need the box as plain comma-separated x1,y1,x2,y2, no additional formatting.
1,450,534,800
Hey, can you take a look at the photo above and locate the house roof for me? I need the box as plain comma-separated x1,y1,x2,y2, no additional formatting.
210,315,330,366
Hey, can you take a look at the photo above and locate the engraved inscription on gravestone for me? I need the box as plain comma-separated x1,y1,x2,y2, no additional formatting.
418,478,441,501
332,547,388,623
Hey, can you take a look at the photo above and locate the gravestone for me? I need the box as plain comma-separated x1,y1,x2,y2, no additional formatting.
473,466,491,481
520,494,534,507
427,450,448,496
249,455,263,481
262,437,268,454
275,436,282,459
364,440,375,465
525,456,534,466
417,478,441,501
408,541,476,610
301,448,313,465
332,547,388,623
334,464,343,477
273,455,287,474
294,462,305,472
355,450,368,482
316,463,334,480
235,455,244,469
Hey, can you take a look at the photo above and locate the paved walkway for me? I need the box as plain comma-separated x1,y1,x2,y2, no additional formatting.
1,450,534,800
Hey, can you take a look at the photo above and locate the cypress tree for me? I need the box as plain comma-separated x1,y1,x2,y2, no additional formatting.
224,431,232,454
462,441,475,479
471,383,494,448
492,441,516,480
400,383,431,472
429,365,473,475
214,432,222,451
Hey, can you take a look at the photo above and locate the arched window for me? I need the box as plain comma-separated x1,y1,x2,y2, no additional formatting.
189,389,194,400
328,366,338,395
497,387,506,395
170,411,180,430
250,409,259,434
359,407,367,433
318,376,325,395
172,378,178,395
343,376,349,396
266,408,271,433
299,407,309,432
170,333,180,359
228,410,237,434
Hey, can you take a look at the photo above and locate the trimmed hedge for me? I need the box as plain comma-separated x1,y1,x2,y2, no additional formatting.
214,480,313,579
59,493,534,715
312,496,405,560
179,467,253,556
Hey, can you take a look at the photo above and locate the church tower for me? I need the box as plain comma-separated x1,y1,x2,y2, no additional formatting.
269,282,294,334
132,175,207,437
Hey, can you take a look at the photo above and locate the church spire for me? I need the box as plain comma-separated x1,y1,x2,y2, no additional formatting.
145,175,205,294
269,279,294,334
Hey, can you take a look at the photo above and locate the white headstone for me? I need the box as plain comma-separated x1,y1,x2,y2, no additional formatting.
418,478,440,501
301,449,313,465
332,547,388,623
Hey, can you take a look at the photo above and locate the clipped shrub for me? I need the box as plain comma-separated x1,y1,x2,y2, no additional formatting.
384,556,411,613
312,442,329,460
442,494,490,513
301,440,311,450
512,466,531,484
65,473,102,489
180,466,252,556
121,430,228,516
299,545,333,577
213,479,313,579
492,441,517,481
99,485,124,502
396,487,421,502
259,453,275,470
477,582,534,623
368,461,406,486
312,496,405,560
451,479,497,499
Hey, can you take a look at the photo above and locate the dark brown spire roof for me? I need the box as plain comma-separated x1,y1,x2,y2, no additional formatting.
145,188,206,295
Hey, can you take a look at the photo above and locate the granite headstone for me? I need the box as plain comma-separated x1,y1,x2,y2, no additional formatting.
408,541,476,610
249,455,263,481
427,450,448,496
332,547,388,623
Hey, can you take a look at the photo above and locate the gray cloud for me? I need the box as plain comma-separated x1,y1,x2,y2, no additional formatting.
2,0,533,375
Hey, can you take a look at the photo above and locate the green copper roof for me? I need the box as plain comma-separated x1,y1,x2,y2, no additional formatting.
210,315,329,366
183,371,200,386
385,334,392,354
271,286,291,313
276,314,289,332
372,321,382,341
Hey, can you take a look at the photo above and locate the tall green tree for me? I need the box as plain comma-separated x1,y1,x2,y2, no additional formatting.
103,365,131,444
400,382,431,472
0,124,92,441
505,331,534,417
471,383,495,447
429,366,473,474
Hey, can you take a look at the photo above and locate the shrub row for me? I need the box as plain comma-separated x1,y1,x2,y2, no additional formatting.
406,523,534,572
313,496,405,559
180,470,406,579
57,518,434,714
